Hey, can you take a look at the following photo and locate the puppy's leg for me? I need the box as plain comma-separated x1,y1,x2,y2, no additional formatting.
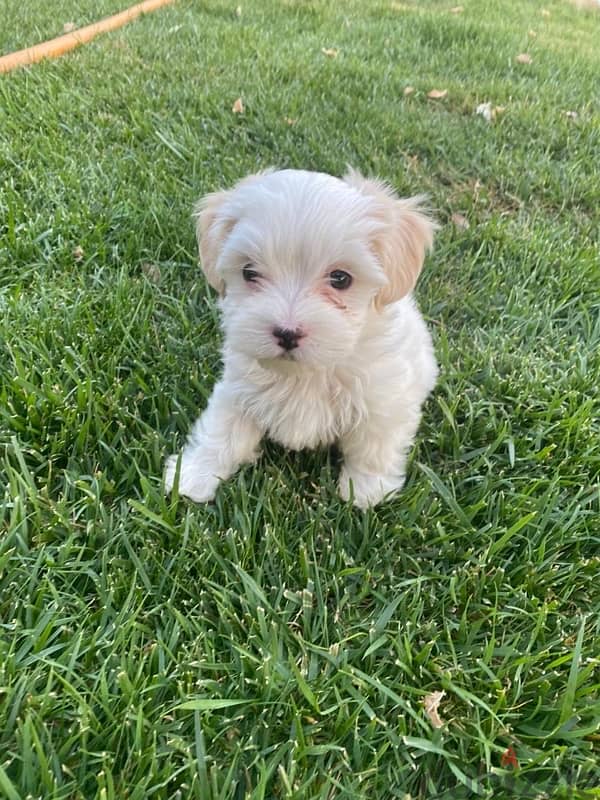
164,382,262,502
338,409,422,509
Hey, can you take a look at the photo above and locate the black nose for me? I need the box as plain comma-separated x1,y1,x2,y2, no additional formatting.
273,326,302,351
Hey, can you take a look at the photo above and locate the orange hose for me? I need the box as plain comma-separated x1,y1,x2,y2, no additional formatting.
0,0,177,74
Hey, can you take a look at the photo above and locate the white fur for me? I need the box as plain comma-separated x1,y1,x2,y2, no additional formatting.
164,169,438,508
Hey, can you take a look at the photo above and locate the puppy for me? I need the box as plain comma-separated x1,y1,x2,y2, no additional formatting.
165,168,438,508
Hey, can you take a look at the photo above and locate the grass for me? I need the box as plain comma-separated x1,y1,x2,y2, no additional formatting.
0,0,599,797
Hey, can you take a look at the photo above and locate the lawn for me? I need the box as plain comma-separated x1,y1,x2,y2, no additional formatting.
0,0,599,797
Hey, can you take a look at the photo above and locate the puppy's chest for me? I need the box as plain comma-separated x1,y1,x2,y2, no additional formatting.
242,372,362,450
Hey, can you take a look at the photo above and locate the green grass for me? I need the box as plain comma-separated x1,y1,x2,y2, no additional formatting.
1,0,599,797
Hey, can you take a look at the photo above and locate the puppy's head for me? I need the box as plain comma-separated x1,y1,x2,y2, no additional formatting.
196,169,435,369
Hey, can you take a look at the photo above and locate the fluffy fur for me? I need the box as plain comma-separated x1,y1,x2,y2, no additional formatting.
164,168,438,508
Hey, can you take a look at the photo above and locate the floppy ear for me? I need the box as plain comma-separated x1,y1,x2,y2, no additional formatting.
194,171,273,295
343,169,437,308
194,190,233,296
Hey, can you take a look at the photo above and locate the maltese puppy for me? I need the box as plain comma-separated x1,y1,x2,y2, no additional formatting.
165,168,438,508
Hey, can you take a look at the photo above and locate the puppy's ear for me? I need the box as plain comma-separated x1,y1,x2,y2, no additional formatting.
343,169,437,308
195,171,273,295
194,190,232,296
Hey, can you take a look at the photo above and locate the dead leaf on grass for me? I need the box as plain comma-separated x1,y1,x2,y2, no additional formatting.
427,89,448,99
232,97,244,114
501,746,519,769
142,261,160,283
423,691,446,728
516,53,533,64
141,262,161,284
570,0,600,9
321,47,339,57
451,213,470,230
403,86,415,96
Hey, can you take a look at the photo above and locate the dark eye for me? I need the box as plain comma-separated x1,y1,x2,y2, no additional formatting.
329,269,353,290
242,264,260,283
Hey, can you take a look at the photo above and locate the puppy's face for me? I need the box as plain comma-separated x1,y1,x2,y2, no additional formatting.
197,169,435,370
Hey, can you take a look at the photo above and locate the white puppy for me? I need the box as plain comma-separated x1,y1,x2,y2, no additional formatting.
165,168,438,508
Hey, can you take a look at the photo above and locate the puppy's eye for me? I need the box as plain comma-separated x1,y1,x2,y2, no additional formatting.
242,264,260,283
329,269,353,290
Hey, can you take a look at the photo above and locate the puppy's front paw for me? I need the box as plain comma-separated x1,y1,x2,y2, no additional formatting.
338,466,405,509
164,454,221,503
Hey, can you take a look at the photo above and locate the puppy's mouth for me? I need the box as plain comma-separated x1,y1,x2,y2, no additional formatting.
261,351,298,365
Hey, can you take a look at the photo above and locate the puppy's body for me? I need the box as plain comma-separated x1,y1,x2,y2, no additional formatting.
165,169,437,508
